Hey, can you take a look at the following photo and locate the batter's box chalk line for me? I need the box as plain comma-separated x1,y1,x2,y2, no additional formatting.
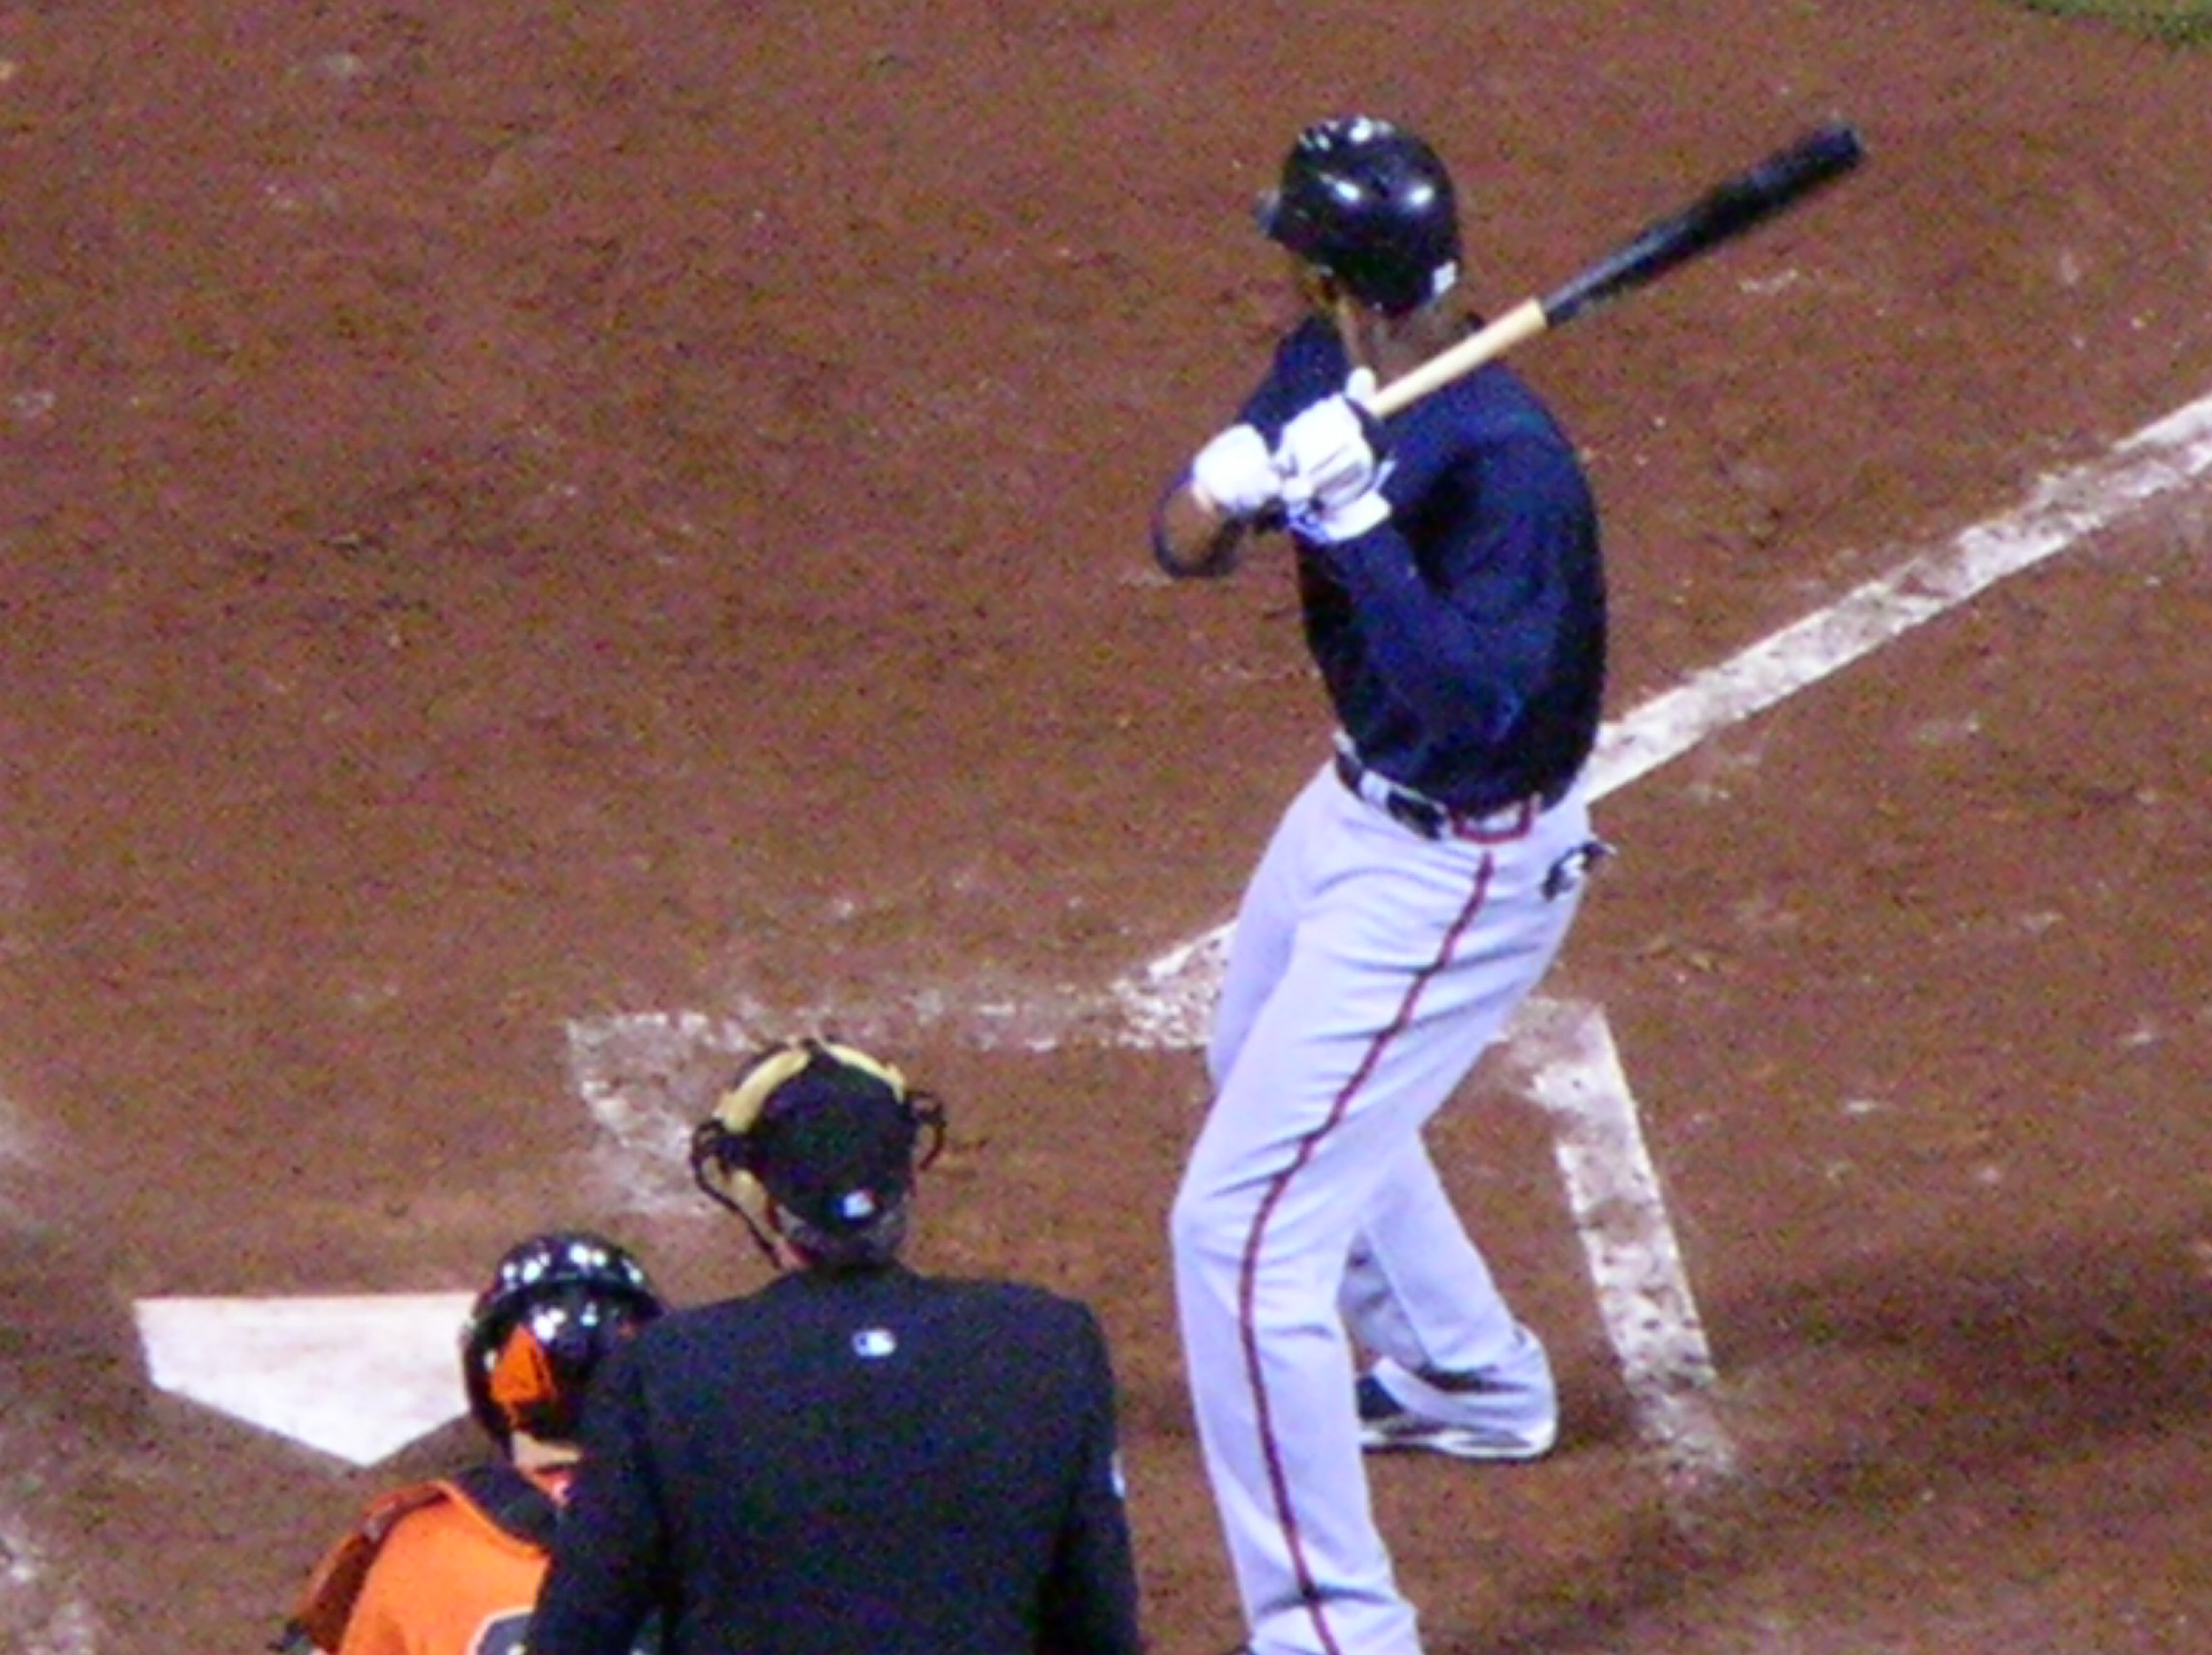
1510,997,1736,1487
568,1009,762,1215
0,1436,102,1655
0,1089,45,1225
565,970,1206,1211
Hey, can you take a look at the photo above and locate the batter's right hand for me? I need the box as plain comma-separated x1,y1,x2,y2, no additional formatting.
1275,375,1391,542
1188,423,1283,519
1274,392,1378,506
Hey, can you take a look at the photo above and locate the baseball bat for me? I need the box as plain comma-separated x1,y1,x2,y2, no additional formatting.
1369,122,1866,417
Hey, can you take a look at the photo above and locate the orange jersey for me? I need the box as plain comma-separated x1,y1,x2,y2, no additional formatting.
332,1468,567,1655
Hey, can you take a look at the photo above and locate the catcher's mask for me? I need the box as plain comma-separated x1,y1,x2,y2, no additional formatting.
1256,114,1462,317
459,1231,664,1447
689,1035,946,1263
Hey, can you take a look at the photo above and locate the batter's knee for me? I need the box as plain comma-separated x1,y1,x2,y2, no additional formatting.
1168,1167,1237,1270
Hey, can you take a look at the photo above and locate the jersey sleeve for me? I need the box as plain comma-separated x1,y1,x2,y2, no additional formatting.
1160,315,1345,501
1237,316,1348,441
1149,320,1346,578
1035,1305,1145,1655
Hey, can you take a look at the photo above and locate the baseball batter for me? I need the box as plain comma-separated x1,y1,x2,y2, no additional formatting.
1150,116,1611,1655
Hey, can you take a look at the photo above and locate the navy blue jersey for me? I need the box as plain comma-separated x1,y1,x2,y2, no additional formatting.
1237,316,1607,814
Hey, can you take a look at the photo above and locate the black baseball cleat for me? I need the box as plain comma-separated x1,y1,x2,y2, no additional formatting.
1355,1374,1557,1462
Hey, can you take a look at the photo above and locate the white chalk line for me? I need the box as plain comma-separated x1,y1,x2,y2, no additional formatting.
1583,391,2212,800
0,1095,100,1654
1,1132,101,1645
1516,999,1732,1481
0,1506,102,1655
0,1421,103,1655
568,1009,760,1216
0,1088,34,1221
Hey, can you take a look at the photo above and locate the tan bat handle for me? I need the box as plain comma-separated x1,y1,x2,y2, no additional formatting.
1367,298,1551,418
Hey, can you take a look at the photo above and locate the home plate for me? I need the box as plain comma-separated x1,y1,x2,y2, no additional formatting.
134,1293,475,1466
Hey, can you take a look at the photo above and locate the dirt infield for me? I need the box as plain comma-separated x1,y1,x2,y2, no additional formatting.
4,3,2211,1652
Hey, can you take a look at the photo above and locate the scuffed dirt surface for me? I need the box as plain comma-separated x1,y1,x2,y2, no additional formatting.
3,2,2210,1650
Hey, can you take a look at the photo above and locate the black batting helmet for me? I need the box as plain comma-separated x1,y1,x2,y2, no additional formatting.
459,1231,664,1446
1257,115,1462,316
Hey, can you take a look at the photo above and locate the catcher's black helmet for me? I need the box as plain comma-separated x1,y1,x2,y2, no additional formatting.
459,1231,664,1445
1257,115,1462,316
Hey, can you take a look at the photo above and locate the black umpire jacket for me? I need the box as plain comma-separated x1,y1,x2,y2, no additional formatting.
529,1263,1145,1655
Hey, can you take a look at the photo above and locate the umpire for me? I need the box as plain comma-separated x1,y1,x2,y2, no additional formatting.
529,1035,1147,1655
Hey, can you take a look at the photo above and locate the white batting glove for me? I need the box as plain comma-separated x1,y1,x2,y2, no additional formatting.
1188,422,1283,519
1275,369,1389,541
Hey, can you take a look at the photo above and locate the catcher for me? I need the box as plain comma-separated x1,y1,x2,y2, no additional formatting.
276,1231,667,1655
529,1035,1145,1655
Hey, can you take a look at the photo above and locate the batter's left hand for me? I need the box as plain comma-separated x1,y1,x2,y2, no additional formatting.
1189,422,1284,519
1275,370,1391,541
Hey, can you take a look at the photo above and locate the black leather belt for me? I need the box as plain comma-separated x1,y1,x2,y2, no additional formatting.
1332,748,1561,842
